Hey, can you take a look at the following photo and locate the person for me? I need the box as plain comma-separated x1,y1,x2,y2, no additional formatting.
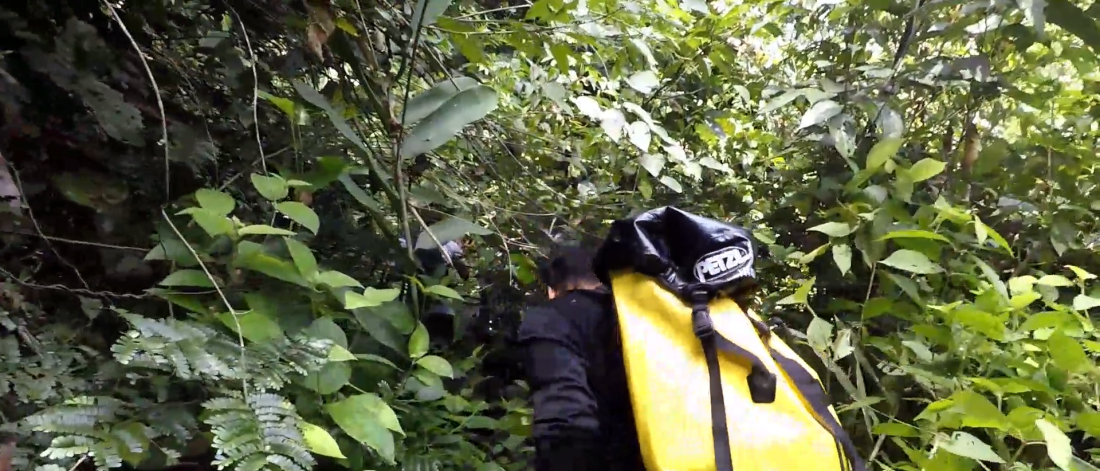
516,241,645,471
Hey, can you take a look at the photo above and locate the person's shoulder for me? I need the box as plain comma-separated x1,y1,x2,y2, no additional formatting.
517,303,572,343
549,289,612,314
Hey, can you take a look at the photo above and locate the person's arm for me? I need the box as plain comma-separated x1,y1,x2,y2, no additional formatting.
518,307,600,471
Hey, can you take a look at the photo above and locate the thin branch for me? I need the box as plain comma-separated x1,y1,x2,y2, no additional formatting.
9,167,90,290
228,5,267,175
102,1,172,203
0,229,150,252
160,209,250,396
0,266,152,299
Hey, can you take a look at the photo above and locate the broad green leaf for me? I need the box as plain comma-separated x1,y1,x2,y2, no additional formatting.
238,224,296,236
300,422,347,459
949,390,1009,429
327,345,357,362
415,215,492,250
806,316,833,351
639,153,666,177
573,96,603,119
879,249,942,274
832,243,852,276
872,422,920,437
285,237,318,277
304,362,351,395
625,71,659,94
902,340,933,362
344,287,402,309
908,158,946,182
1072,294,1100,311
1010,291,1042,309
399,86,498,159
416,355,454,378
276,201,320,234
217,310,283,343
159,269,215,288
1020,311,1077,331
797,100,842,130
974,217,1012,255
402,76,479,125
601,108,627,142
190,209,235,237
808,221,853,237
1047,331,1089,373
250,173,289,201
305,317,348,348
1047,0,1100,52
1037,274,1074,287
144,238,199,266
408,322,429,358
952,305,1005,341
195,189,235,215
424,284,462,300
877,230,950,243
326,394,402,463
759,89,802,114
777,277,815,306
659,175,683,193
1078,412,1100,436
939,432,1005,463
865,138,903,171
1035,419,1073,470
1066,264,1096,280
235,250,311,287
798,243,831,264
862,297,893,320
314,270,362,289
627,121,652,151
409,0,453,33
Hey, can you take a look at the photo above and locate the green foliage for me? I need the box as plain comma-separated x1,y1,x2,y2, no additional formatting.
2,0,1100,469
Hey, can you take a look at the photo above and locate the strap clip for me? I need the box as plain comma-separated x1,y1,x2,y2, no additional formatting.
748,364,778,404
690,290,714,339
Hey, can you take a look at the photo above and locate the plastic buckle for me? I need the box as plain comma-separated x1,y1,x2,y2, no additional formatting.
692,306,715,339
748,365,778,404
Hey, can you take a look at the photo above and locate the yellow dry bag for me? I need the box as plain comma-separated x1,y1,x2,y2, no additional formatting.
594,207,865,471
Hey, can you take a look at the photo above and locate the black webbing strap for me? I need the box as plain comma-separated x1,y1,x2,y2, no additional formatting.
690,292,866,471
769,351,866,471
691,291,777,471
763,317,865,471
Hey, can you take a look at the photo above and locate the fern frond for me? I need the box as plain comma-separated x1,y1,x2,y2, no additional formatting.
203,392,315,471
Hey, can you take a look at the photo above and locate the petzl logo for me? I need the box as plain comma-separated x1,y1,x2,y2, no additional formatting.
693,246,752,283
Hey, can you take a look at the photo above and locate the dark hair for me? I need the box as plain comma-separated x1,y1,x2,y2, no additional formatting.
537,241,603,293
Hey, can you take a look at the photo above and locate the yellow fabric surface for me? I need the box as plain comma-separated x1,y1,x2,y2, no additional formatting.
609,270,845,471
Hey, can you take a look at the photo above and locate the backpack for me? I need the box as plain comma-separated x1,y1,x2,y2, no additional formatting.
593,207,866,471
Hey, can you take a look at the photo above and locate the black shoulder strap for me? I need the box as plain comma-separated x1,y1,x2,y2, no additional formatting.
687,292,866,471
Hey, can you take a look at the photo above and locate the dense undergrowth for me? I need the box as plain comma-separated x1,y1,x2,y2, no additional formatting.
0,0,1099,470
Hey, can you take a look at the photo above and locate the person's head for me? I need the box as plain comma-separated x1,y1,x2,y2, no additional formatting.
537,241,603,299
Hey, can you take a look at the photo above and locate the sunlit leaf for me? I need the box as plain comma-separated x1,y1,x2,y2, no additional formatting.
300,422,347,459
879,249,942,274
400,85,498,159
276,201,320,234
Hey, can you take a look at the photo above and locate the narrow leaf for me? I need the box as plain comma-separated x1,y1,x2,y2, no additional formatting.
401,76,479,125
399,86,499,159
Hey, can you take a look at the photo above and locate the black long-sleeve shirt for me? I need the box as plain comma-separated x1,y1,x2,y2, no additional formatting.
516,289,645,471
